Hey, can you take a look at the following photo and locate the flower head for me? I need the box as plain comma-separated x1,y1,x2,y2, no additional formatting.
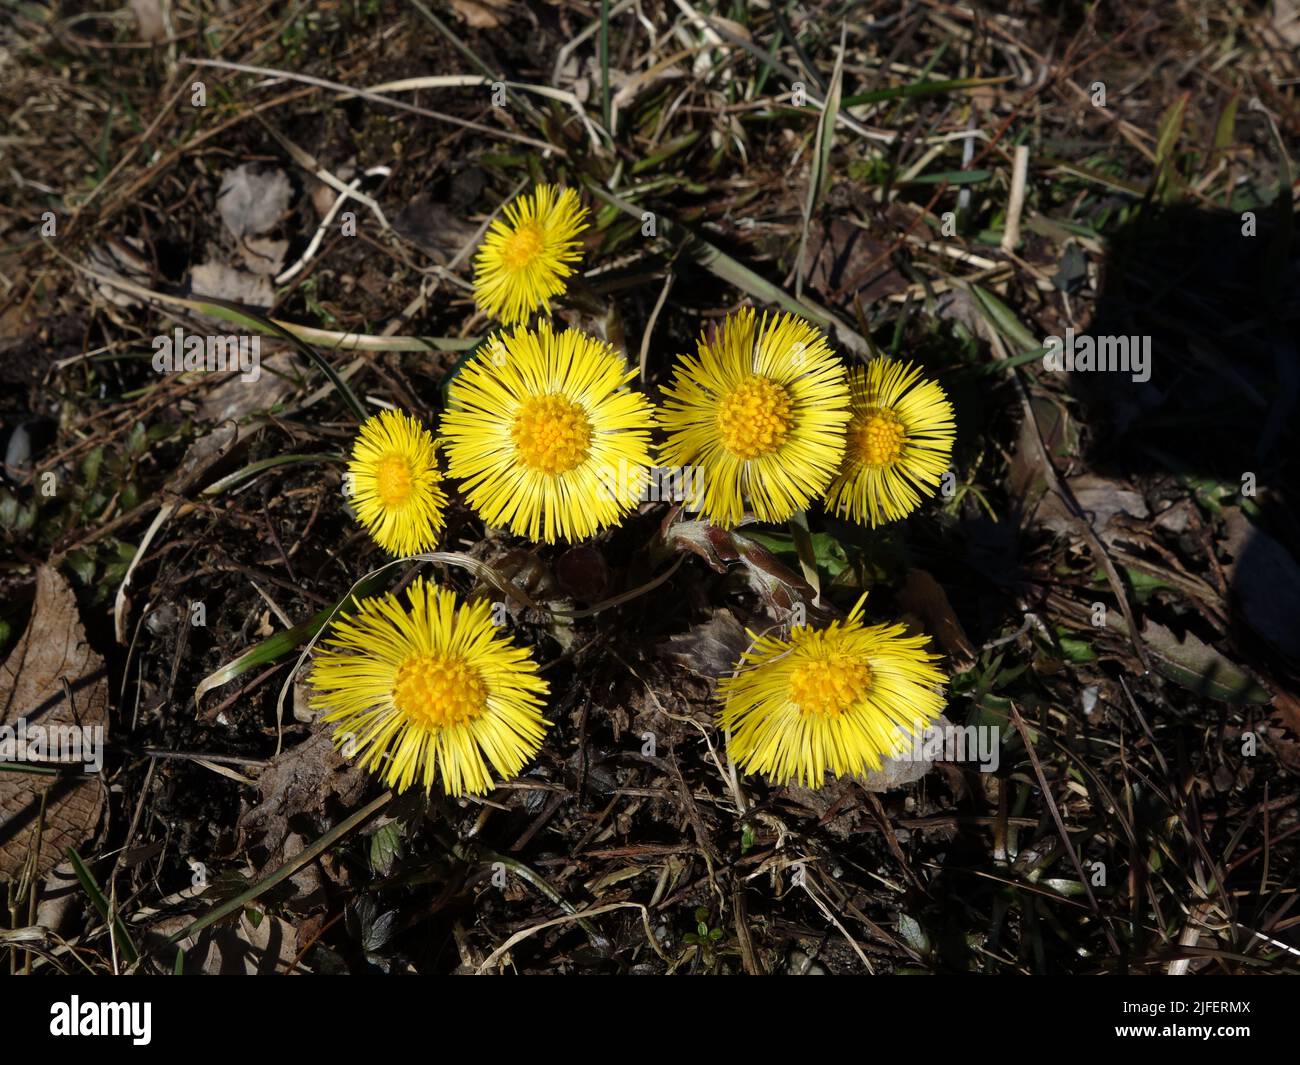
825,358,955,527
473,184,589,325
441,322,656,543
656,308,850,527
311,579,550,796
718,599,946,787
348,409,447,555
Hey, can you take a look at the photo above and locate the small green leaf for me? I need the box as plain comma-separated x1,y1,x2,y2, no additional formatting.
82,447,104,487
126,421,148,457
65,550,95,586
1056,633,1097,663
369,820,405,876
897,913,931,956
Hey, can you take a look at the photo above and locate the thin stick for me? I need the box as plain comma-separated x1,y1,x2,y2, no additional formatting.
182,57,559,153
1001,144,1030,252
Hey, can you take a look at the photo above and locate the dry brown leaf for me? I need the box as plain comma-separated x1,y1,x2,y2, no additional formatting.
237,727,367,874
449,0,511,29
166,421,243,494
663,520,819,620
217,164,292,240
146,911,302,974
393,196,479,265
858,716,948,793
196,351,300,422
129,0,166,42
1265,0,1300,47
0,568,108,882
238,236,288,277
1036,472,1148,546
802,219,907,305
81,238,152,310
190,261,275,307
896,570,976,670
661,610,750,678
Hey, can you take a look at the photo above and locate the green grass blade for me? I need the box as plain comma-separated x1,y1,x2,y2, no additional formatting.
167,792,393,946
600,0,611,132
968,282,1040,353
798,24,844,298
1151,91,1189,203
841,76,1009,108
193,572,390,706
201,453,344,497
191,297,367,421
67,847,139,968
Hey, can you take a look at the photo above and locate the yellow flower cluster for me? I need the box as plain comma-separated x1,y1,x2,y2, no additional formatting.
315,183,958,796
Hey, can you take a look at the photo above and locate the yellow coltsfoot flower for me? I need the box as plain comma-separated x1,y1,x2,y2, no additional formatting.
440,321,656,543
825,358,955,527
311,578,550,796
718,598,946,787
473,183,589,325
656,308,850,527
347,409,447,555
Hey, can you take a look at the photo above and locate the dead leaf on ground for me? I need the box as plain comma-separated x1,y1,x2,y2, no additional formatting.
449,0,511,29
1036,472,1149,546
661,610,750,678
239,236,288,277
896,571,977,669
779,782,872,840
663,519,824,622
196,351,301,422
1119,618,1271,704
1265,0,1300,47
129,0,166,42
778,715,956,818
393,196,479,264
0,567,108,882
217,164,292,240
190,261,274,307
802,219,908,306
167,421,244,494
237,726,367,874
307,164,356,217
1008,394,1079,520
1266,690,1300,772
145,911,302,974
81,238,152,309
35,858,85,935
